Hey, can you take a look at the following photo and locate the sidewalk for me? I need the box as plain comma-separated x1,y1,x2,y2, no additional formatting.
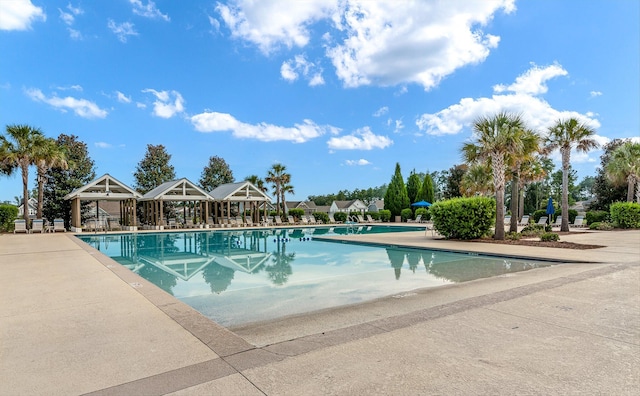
1,230,638,395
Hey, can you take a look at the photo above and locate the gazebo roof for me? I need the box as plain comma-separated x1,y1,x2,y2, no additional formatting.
139,178,213,201
209,181,271,202
63,173,142,201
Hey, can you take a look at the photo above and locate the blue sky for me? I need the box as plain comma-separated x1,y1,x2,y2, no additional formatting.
1,0,638,203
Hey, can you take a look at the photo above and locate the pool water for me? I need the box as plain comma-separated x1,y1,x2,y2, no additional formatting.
77,226,553,327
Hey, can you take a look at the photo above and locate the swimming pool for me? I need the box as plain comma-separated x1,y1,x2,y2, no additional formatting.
77,226,553,327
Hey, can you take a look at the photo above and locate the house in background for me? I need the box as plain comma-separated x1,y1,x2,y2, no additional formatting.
284,201,318,215
17,197,37,219
367,199,384,212
329,199,368,214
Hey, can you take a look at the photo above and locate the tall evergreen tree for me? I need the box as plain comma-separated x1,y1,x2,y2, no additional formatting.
34,137,68,218
418,173,435,203
384,163,409,220
406,170,421,204
199,156,234,191
43,134,96,228
133,144,176,194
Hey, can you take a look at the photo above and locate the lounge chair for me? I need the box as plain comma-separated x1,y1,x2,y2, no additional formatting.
536,216,548,225
273,216,283,226
53,218,66,232
108,218,122,231
31,219,44,233
307,215,317,225
14,219,29,234
300,216,309,224
551,216,562,228
357,214,366,223
519,215,530,226
366,214,380,223
570,215,586,228
287,215,297,225
261,216,272,227
328,213,341,224
236,216,246,227
168,219,178,229
408,214,422,223
503,215,511,225
244,217,254,227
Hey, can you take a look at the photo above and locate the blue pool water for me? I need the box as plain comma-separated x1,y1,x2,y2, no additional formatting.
77,226,552,327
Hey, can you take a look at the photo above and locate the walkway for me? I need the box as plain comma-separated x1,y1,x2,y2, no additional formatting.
1,229,638,395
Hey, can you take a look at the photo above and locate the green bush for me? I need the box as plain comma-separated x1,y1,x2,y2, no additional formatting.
506,231,521,240
0,204,19,232
378,210,391,222
556,209,578,224
415,207,430,221
521,224,546,237
610,202,640,229
400,208,413,222
589,221,614,230
586,210,608,224
430,196,495,240
313,212,329,224
540,232,560,242
288,208,305,220
333,212,347,222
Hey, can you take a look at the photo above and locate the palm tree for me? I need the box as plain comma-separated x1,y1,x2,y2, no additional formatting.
462,112,527,240
266,163,288,216
244,175,268,193
34,137,68,219
605,141,640,203
280,174,294,216
507,129,540,232
460,163,493,197
0,124,46,225
544,118,599,232
518,156,548,219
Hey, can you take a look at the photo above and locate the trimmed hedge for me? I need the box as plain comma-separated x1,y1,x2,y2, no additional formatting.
586,210,608,225
430,196,495,240
415,207,430,221
610,202,640,229
540,232,560,242
313,212,329,224
400,208,413,222
589,222,613,230
288,208,305,220
0,204,18,232
333,212,348,222
378,209,391,222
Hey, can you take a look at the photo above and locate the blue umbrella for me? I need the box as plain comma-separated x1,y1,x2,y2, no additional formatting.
546,197,555,223
411,200,432,208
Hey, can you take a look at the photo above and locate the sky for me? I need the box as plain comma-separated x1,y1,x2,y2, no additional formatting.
1,0,638,203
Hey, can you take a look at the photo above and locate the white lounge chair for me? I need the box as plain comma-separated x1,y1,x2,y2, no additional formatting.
570,215,586,228
519,215,530,226
408,214,422,223
366,214,381,223
536,216,548,225
328,213,341,224
53,218,66,232
31,219,44,233
504,215,512,225
14,219,28,234
551,216,562,228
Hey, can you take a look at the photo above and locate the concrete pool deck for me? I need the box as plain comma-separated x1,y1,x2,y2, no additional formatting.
1,228,638,395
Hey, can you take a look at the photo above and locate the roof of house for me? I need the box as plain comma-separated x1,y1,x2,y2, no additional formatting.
140,178,212,202
332,199,366,209
209,181,271,202
64,173,142,201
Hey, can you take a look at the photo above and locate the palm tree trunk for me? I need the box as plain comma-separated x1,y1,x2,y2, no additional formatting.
627,174,635,202
37,163,45,219
492,153,505,240
561,148,570,232
21,161,30,226
509,175,519,233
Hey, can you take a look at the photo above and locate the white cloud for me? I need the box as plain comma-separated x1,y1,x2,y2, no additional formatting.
94,142,112,149
493,62,567,95
191,112,335,143
394,119,404,133
327,126,392,150
346,159,371,166
136,102,146,109
108,19,138,43
416,63,600,137
280,55,324,86
590,90,602,98
67,28,82,40
116,91,132,103
373,106,388,117
217,0,514,90
129,0,170,21
217,0,336,54
142,89,185,118
0,0,46,31
59,3,83,25
56,84,83,91
25,88,108,119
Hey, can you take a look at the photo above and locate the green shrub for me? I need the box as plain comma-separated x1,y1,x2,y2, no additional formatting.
586,210,608,224
506,231,521,240
378,209,391,222
556,209,578,224
313,212,329,224
540,232,560,242
400,208,413,222
288,208,305,220
521,224,546,237
415,207,430,221
610,202,640,229
589,222,614,230
430,196,495,240
0,204,19,232
333,212,347,222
